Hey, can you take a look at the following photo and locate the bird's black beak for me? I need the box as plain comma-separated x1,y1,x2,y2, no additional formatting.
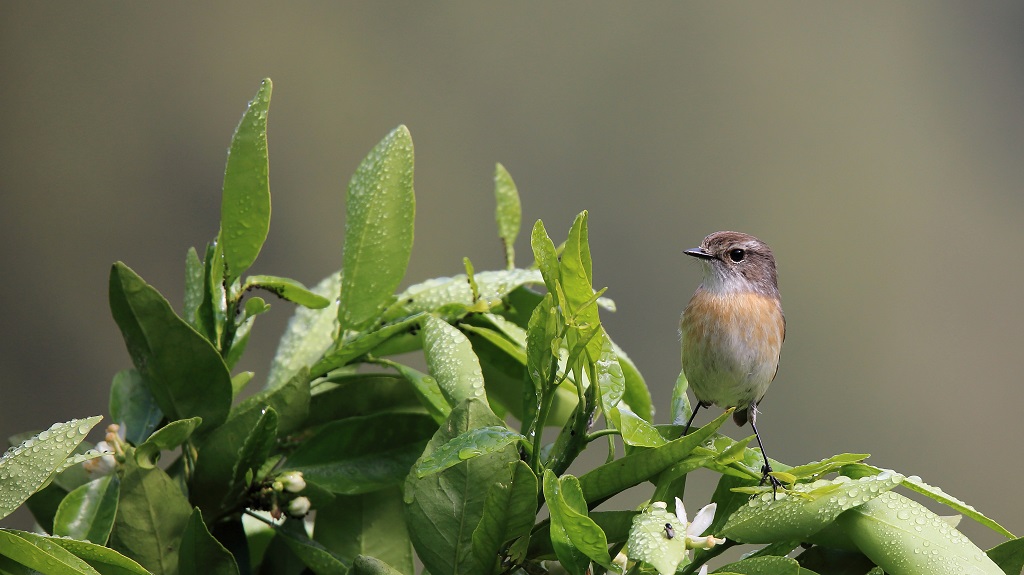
684,247,714,260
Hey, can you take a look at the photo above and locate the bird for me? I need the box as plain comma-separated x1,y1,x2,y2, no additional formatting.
679,231,785,489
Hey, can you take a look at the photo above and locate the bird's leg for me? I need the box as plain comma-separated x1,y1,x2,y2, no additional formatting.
749,407,783,496
680,401,707,438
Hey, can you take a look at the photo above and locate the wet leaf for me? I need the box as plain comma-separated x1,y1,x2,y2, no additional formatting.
422,315,486,407
837,491,1004,575
382,269,543,322
413,426,524,477
722,471,904,544
312,313,425,377
626,506,687,575
339,125,415,331
220,78,272,282
404,398,519,575
494,163,521,269
266,271,341,390
0,529,102,575
577,410,729,507
0,416,103,521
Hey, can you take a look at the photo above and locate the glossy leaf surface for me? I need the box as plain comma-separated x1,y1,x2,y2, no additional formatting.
109,262,232,435
339,125,415,331
220,78,272,282
53,475,119,544
404,398,518,575
0,416,102,521
283,412,436,494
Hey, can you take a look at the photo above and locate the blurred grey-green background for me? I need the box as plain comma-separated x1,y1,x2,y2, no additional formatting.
2,3,1022,546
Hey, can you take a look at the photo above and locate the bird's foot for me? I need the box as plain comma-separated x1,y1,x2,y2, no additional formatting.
759,463,784,498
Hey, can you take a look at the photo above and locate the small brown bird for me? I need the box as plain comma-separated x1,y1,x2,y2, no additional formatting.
679,231,785,487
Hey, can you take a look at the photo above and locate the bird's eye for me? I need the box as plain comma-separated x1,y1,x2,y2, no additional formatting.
729,249,745,262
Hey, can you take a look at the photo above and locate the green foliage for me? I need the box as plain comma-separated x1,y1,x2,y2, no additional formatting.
0,80,1017,575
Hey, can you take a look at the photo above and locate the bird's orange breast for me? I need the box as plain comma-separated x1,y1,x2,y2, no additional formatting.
680,289,785,407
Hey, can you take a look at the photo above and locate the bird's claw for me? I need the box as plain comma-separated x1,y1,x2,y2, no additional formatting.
759,463,784,497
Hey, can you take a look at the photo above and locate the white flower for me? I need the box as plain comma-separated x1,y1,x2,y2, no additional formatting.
287,496,311,517
82,441,116,476
675,497,726,550
278,471,306,493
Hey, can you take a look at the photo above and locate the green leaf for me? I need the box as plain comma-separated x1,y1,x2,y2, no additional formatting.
183,246,205,328
715,555,818,574
0,416,102,521
577,410,730,507
243,296,271,320
721,471,904,544
196,241,227,347
243,275,330,309
404,398,519,575
283,412,436,495
311,313,425,377
315,487,414,575
233,369,310,436
276,521,349,575
836,491,1004,575
413,426,525,477
135,417,202,469
607,406,666,448
901,471,1014,540
190,406,278,515
592,331,625,413
612,340,653,422
109,262,232,435
44,536,152,575
109,462,191,575
845,463,1015,539
531,220,559,295
559,211,595,317
267,271,341,389
783,454,870,481
626,506,687,575
339,125,416,331
987,536,1024,575
0,529,102,575
312,369,442,427
793,545,876,575
543,471,614,574
377,360,451,424
53,475,120,544
179,508,240,575
461,324,526,364
109,369,163,446
422,315,486,407
471,461,538,571
494,163,521,269
382,269,543,322
670,370,691,425
220,78,272,282
352,555,407,575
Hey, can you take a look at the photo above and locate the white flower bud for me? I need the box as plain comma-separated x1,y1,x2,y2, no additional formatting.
279,471,306,493
287,496,311,517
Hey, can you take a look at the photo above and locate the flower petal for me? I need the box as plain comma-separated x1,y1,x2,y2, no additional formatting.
675,497,688,525
687,502,717,537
